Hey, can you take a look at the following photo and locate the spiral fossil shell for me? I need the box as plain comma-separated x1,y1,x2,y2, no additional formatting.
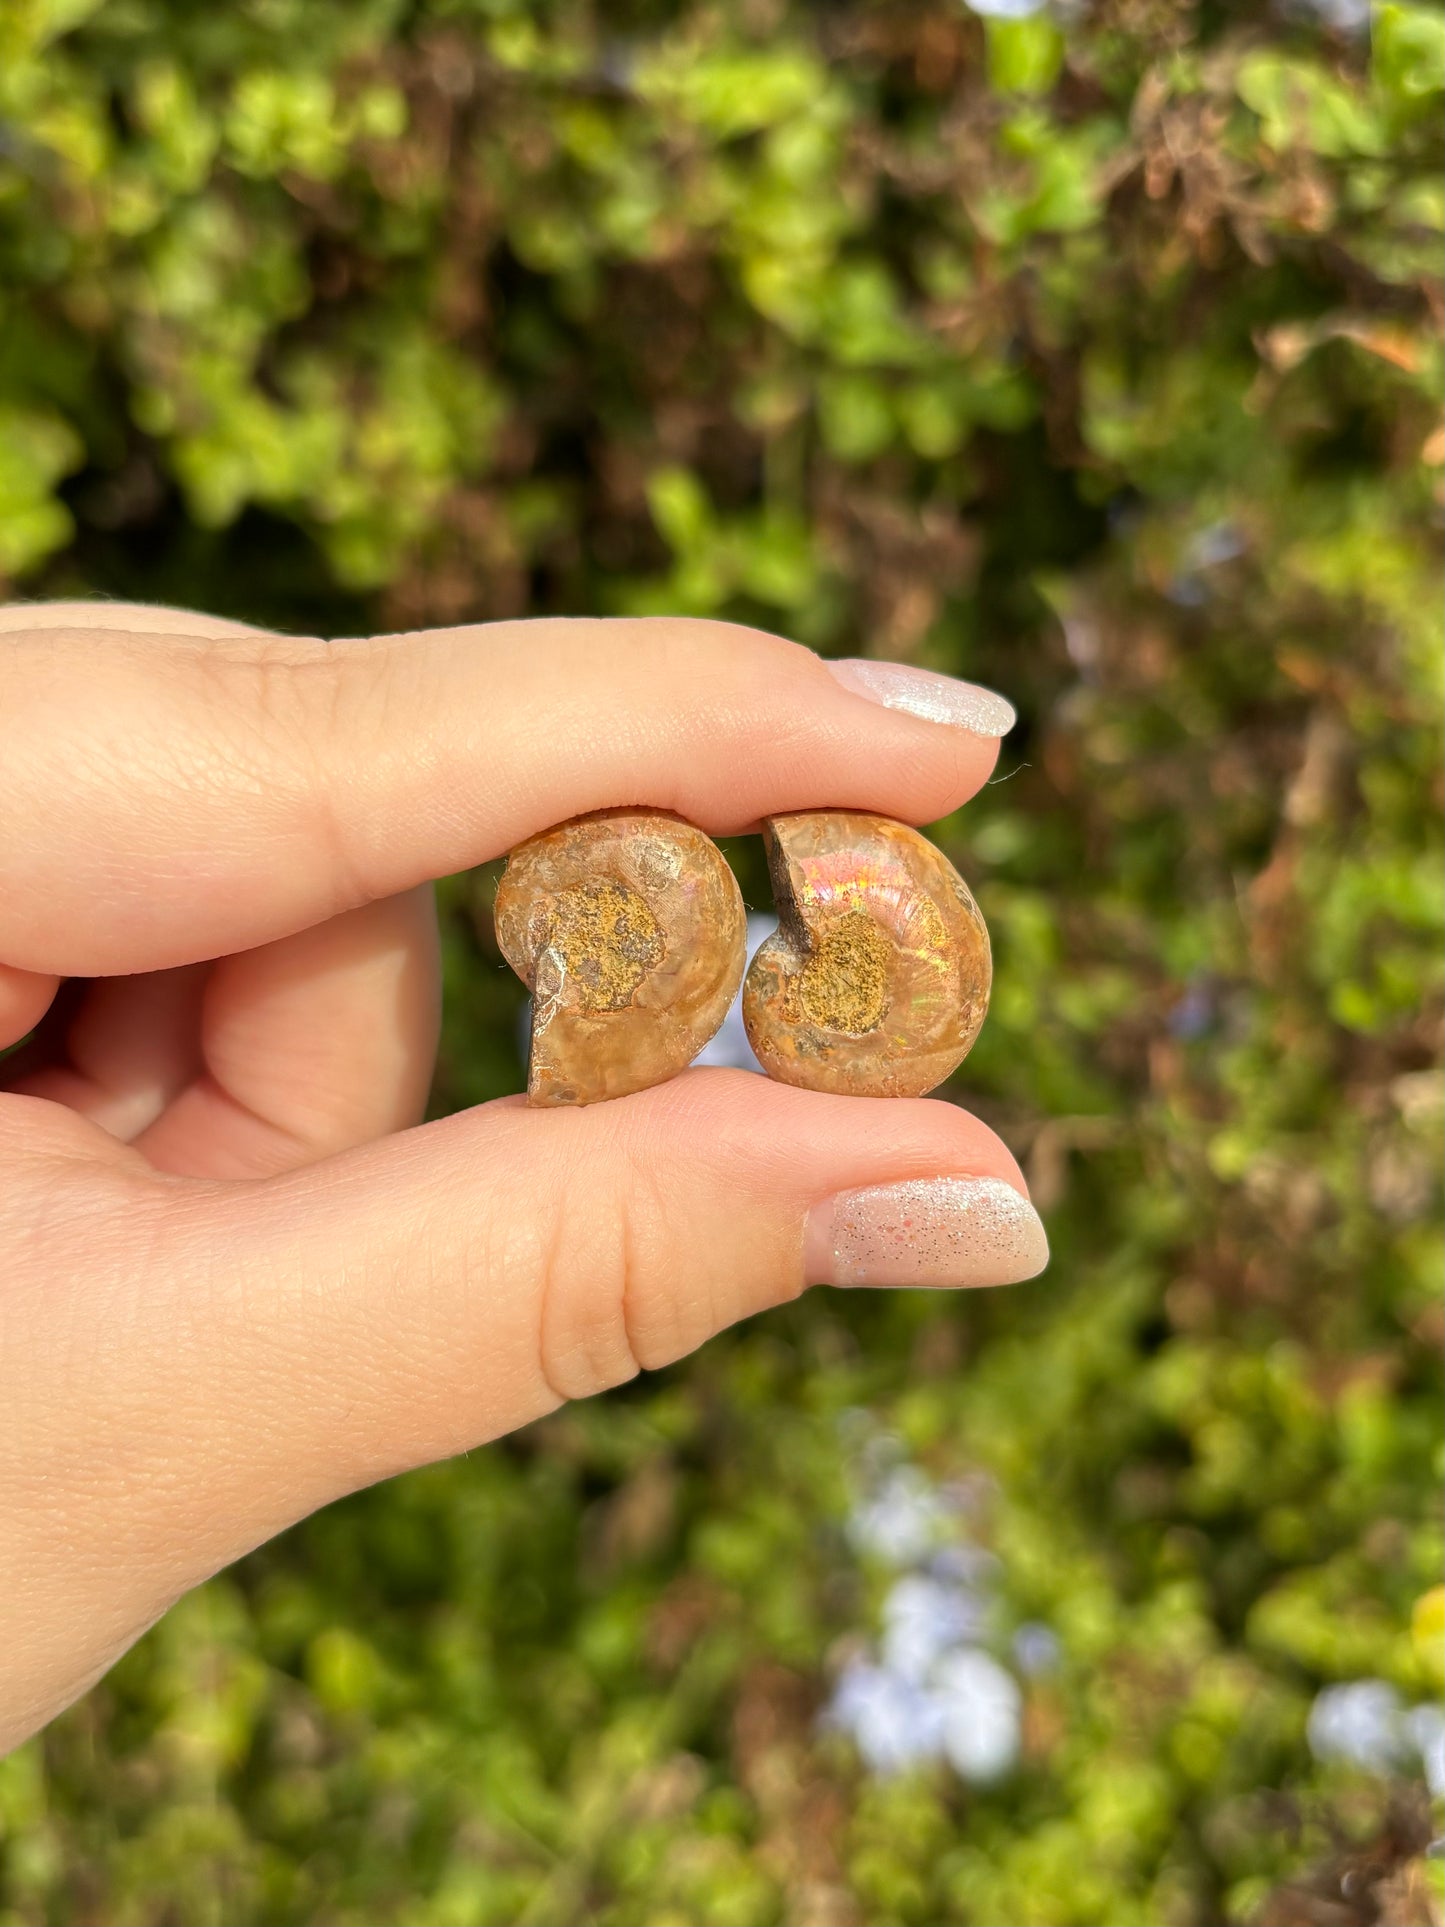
743,811,990,1098
495,809,746,1106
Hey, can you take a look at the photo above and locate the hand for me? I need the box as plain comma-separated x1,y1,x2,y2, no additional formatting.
0,602,1047,1751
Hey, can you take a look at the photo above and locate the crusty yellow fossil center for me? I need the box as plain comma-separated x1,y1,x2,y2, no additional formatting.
796,911,891,1033
541,879,664,1012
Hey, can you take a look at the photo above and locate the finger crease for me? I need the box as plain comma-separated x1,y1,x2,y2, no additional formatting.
617,1192,644,1383
533,1204,574,1410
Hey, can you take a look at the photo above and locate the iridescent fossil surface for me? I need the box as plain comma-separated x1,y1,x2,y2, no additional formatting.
743,811,991,1098
495,809,747,1106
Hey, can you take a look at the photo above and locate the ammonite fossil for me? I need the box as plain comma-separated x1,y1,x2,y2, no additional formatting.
495,809,746,1105
743,811,990,1098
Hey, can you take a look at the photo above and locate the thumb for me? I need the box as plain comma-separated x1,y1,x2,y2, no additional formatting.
156,1074,1046,1518
7,1075,1046,1738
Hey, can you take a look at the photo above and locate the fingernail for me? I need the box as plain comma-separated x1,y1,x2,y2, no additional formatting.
826,659,1017,738
806,1175,1049,1289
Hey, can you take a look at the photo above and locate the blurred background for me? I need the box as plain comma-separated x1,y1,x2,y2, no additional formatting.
1,0,1442,1921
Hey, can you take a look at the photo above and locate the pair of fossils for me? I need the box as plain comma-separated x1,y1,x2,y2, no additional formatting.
496,810,992,1107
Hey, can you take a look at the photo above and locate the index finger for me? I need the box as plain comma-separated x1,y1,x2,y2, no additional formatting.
0,604,1013,976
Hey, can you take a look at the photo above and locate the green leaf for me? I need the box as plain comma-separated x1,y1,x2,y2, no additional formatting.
306,1628,385,1717
818,372,894,461
1374,3,1445,105
0,405,82,574
646,466,712,551
636,44,826,139
1237,50,1385,157
986,16,1066,97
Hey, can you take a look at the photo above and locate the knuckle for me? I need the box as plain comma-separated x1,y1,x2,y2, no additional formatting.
616,615,820,693
225,635,393,907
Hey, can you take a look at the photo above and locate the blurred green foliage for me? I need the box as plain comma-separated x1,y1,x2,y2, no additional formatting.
1,0,1442,1921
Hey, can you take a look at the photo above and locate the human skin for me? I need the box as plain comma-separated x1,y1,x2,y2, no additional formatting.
0,603,1046,1752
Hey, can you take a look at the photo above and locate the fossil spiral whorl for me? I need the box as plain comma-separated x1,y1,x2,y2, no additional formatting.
495,809,746,1106
743,811,991,1098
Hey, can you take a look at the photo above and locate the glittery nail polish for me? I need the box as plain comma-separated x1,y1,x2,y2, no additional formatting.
825,659,1017,738
806,1175,1049,1289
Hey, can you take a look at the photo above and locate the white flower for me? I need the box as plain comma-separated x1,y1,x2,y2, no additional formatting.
826,1658,944,1774
1406,1702,1445,1798
933,1648,1023,1783
1290,0,1369,31
882,1573,990,1683
1306,1681,1408,1775
828,1440,1026,1785
847,1466,951,1566
963,0,1048,17
1306,1682,1445,1790
1013,1621,1061,1677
